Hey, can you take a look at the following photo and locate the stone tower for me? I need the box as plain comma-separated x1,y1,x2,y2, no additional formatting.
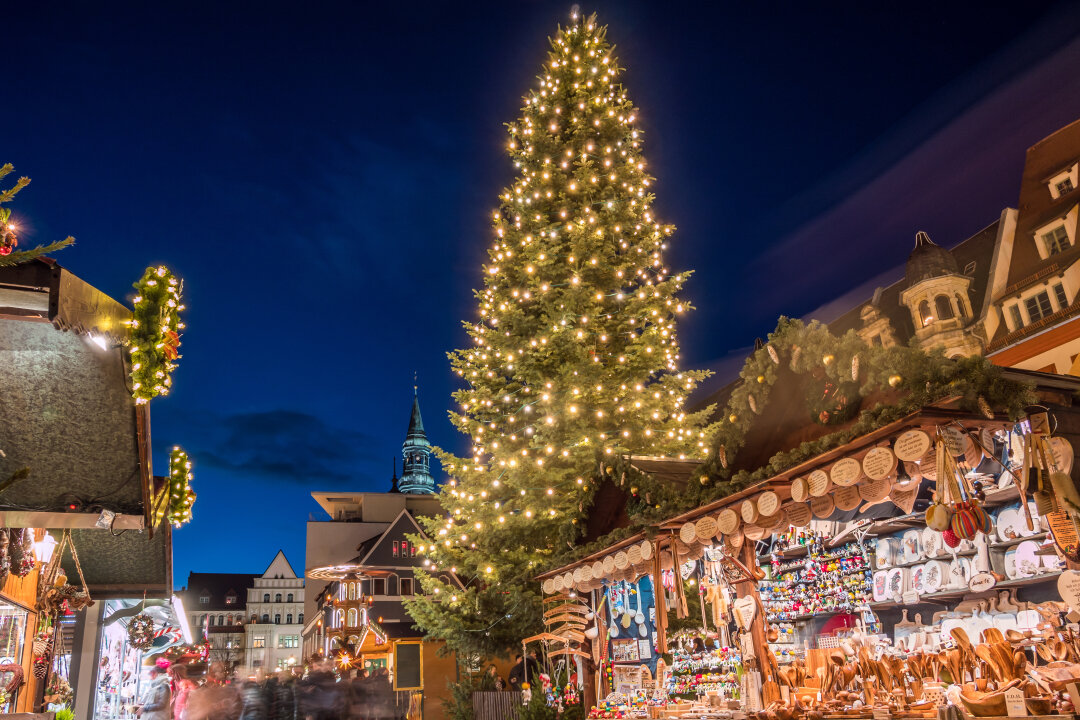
398,387,435,494
898,231,984,357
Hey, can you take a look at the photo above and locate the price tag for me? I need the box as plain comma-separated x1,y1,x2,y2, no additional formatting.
1028,412,1051,437
872,708,890,720
1004,686,1026,716
902,590,920,605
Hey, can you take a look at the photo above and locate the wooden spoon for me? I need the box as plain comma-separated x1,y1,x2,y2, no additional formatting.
975,644,1002,681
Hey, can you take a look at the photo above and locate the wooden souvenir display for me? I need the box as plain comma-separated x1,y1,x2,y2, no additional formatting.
894,428,931,461
834,484,861,511
679,521,697,545
862,445,897,480
742,498,761,524
784,502,812,527
810,494,835,519
757,490,781,517
830,457,861,487
717,507,740,534
791,476,809,503
807,468,831,496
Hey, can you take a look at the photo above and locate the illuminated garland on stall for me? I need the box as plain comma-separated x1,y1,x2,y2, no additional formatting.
167,447,196,527
127,266,185,404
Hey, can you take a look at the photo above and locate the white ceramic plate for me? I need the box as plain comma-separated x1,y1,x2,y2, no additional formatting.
1014,540,1040,578
875,538,898,568
922,527,942,558
922,560,947,592
1004,548,1017,579
885,567,907,601
910,563,926,594
872,570,889,602
996,507,1018,542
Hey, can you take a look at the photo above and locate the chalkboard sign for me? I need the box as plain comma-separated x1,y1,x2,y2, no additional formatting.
394,642,422,691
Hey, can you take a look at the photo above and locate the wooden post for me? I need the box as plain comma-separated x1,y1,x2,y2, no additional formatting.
652,545,667,655
738,541,779,705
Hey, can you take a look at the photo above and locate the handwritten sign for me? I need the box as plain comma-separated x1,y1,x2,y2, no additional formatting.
831,457,862,487
1058,570,1080,610
894,429,931,461
969,572,998,594
1004,686,1026,717
862,446,896,480
1047,510,1080,562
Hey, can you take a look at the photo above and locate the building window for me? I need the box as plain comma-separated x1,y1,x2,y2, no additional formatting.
287,614,293,624
1008,304,1023,329
411,545,417,557
1026,291,1053,322
347,608,358,627
199,594,209,605
934,295,954,321
372,578,386,596
1054,283,1068,309
400,578,414,596
278,635,300,649
208,616,215,627
218,615,224,625
299,613,304,624
1058,178,1075,196
274,614,281,624
262,614,270,623
387,576,398,596
287,593,293,603
263,593,270,603
955,294,967,319
253,636,266,648
1043,225,1071,257
275,594,282,603
400,540,409,556
918,300,932,326
225,593,237,605
348,583,356,601
393,541,399,557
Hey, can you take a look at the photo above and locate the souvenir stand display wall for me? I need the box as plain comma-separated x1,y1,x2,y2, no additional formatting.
538,400,1080,720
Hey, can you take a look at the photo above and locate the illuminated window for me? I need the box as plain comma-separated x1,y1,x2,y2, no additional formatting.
393,541,399,557
1058,178,1075,196
918,300,932,326
253,636,266,649
347,608,358,627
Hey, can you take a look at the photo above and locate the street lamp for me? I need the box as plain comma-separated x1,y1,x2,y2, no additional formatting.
33,532,57,565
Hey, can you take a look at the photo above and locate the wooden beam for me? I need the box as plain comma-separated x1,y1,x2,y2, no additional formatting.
0,511,145,530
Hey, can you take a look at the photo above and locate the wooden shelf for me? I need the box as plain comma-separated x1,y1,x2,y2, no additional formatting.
874,549,977,570
866,571,1063,609
990,532,1048,550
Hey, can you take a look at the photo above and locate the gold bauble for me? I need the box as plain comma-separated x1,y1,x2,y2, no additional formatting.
888,374,903,388
822,354,835,366
630,487,639,495
728,413,738,423
756,375,765,383
699,475,709,485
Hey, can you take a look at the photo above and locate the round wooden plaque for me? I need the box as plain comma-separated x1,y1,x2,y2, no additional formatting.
895,429,931,461
918,447,938,481
808,469,832,496
640,539,653,561
717,508,741,534
543,577,556,595
726,530,745,552
862,446,897,480
627,544,643,566
591,560,605,579
940,425,967,457
961,433,982,468
791,476,809,503
859,475,893,502
834,485,861,511
614,550,629,570
830,457,862,487
574,566,585,584
602,555,616,575
784,502,812,527
743,524,766,541
562,571,576,589
1046,436,1075,474
757,490,781,517
759,511,785,530
741,498,760,524
810,493,836,519
553,574,565,592
679,522,698,545
580,564,594,583
696,515,718,542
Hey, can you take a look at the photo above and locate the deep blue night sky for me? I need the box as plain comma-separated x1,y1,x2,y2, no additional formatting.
7,1,1080,584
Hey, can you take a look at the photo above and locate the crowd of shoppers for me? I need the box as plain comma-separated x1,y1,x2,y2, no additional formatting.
138,659,400,720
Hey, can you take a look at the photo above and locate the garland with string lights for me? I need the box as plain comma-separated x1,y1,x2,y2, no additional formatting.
167,447,196,527
127,266,185,404
405,10,716,658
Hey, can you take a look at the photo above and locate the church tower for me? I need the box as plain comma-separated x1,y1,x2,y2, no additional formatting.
898,231,984,357
397,387,435,494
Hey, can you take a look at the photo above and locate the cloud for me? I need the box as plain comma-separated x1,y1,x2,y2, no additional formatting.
185,410,381,485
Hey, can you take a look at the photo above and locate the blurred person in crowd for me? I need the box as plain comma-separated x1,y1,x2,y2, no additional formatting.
186,663,241,720
298,658,343,720
239,669,268,720
168,664,197,720
137,665,171,720
483,664,505,691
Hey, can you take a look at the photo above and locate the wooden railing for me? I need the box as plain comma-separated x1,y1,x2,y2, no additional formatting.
473,691,523,720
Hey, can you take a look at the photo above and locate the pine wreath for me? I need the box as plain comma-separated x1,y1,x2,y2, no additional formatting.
806,374,861,426
127,614,155,650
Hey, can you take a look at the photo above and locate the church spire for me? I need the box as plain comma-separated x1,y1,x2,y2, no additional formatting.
398,382,435,494
389,458,399,493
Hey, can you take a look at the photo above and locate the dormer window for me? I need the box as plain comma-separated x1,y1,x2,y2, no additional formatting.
1043,225,1070,257
1034,206,1079,260
225,592,237,605
1048,163,1079,200
199,590,210,605
1025,291,1053,322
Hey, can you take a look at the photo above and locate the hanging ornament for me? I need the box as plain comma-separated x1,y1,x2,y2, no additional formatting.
9,529,34,577
851,354,860,382
941,528,961,548
977,396,993,419
748,394,758,414
822,354,835,366
767,345,779,364
127,614,156,650
0,221,16,256
718,445,728,469
888,374,903,388
790,345,802,369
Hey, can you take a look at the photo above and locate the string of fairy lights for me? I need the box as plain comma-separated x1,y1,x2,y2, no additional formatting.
412,13,714,594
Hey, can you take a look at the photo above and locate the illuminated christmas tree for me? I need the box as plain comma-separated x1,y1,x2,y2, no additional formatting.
407,11,714,658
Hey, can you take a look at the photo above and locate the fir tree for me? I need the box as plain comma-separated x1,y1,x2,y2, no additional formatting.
407,11,714,658
0,164,73,267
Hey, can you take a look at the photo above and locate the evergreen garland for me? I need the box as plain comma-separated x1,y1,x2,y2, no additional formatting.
166,447,196,527
127,266,185,404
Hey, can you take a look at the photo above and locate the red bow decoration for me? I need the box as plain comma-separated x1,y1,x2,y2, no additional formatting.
162,330,181,361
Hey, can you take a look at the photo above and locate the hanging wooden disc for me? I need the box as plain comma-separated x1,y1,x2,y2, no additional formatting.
713,515,726,541
862,446,897,480
940,425,967,457
679,522,698,545
580,564,594,584
696,515,718,542
784,502,812,527
756,490,781,517
563,571,576,589
859,475,894,503
725,528,745,552
834,485,861,511
683,543,705,562
639,539,654,561
574,566,586,585
810,494,836,519
627,544,643,566
543,577,556,595
602,555,616,576
830,457,862,487
717,508,741,534
889,484,918,514
1045,436,1074,474
591,560,605,579
895,428,931,461
808,469,832,496
553,574,565,592
675,539,693,559
902,460,923,483
741,498,761,524
743,524,766,541
961,433,983,468
614,551,629,570
759,510,785,530
791,476,809,503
